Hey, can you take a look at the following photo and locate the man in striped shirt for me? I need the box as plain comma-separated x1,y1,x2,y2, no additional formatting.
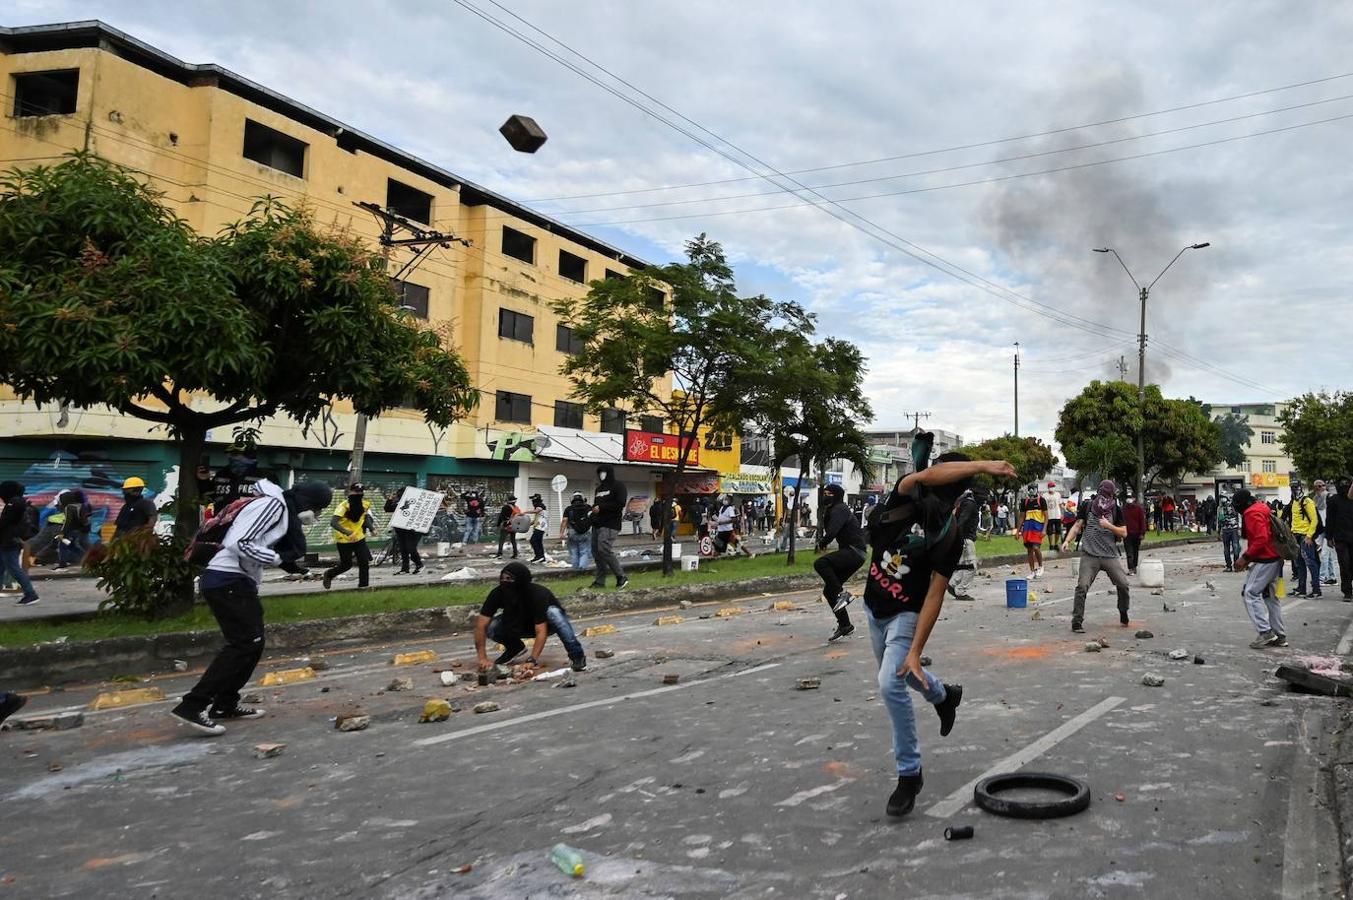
170,479,332,736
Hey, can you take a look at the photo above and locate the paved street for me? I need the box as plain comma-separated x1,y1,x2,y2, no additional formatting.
2,541,1348,898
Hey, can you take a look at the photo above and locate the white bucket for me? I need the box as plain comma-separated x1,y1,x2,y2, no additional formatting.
437,542,451,558
1138,559,1165,587
682,557,700,572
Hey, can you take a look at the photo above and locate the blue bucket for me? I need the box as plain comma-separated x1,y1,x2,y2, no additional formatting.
1005,578,1028,609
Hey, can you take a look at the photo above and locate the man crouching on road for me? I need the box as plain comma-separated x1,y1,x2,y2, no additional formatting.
864,453,1016,817
476,562,587,675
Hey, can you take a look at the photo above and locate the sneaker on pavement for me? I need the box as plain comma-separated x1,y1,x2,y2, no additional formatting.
886,772,924,817
16,595,39,607
169,706,226,736
570,655,588,672
1119,610,1130,626
955,593,977,602
1034,567,1045,579
831,590,854,613
945,584,957,598
209,705,265,720
827,624,855,643
1270,634,1289,648
321,572,334,590
935,684,963,737
616,578,631,590
1071,622,1085,634
1249,631,1278,650
0,692,28,726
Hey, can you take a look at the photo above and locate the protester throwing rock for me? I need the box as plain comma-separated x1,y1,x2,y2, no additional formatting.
1062,480,1130,633
475,562,587,675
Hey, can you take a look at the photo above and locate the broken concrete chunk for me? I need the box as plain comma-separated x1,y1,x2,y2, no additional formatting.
172,659,189,672
595,649,616,659
679,600,694,609
308,658,332,672
335,714,371,732
242,694,263,705
1275,665,1353,698
919,656,933,667
662,674,681,685
1141,673,1165,687
1135,630,1154,639
796,677,822,690
654,615,684,626
387,678,414,692
1085,642,1102,653
1193,656,1206,665
253,742,286,759
15,712,84,731
419,699,452,723
1097,638,1110,648
1168,649,1189,660
440,671,458,687
473,701,500,714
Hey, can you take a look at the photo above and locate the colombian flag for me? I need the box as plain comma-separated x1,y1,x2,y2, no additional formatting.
1021,503,1046,544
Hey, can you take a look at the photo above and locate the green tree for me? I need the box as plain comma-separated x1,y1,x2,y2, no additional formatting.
554,234,812,574
1210,411,1255,468
1063,435,1135,488
0,154,479,544
1055,380,1223,494
955,434,1058,489
1278,391,1353,480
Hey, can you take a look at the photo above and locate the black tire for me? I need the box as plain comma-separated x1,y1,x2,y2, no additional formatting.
973,771,1091,819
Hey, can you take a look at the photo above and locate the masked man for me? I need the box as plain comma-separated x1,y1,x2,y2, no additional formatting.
814,483,867,642
590,465,629,589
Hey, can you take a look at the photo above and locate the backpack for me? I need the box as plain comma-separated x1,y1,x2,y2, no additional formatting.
565,504,592,535
1268,509,1301,561
19,503,40,540
184,497,258,565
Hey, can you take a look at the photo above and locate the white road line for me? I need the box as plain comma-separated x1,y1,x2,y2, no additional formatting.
412,663,781,748
924,695,1126,819
1336,616,1353,656
1281,708,1343,899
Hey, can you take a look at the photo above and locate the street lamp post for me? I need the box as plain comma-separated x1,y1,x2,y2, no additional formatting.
1093,242,1210,501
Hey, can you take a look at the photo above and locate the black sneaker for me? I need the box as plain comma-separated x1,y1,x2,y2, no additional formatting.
1271,634,1289,648
412,565,424,575
210,705,265,720
495,646,528,667
0,692,28,726
1119,610,1130,626
831,590,854,613
616,578,631,590
529,557,546,563
570,655,588,672
1071,622,1085,634
935,684,963,737
16,595,39,607
827,624,855,643
886,771,924,817
169,705,226,736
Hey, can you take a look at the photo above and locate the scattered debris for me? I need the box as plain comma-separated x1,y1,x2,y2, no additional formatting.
654,615,684,626
1162,602,1175,612
452,864,473,875
1168,649,1189,660
1193,656,1206,665
308,658,332,672
1085,642,1103,653
1150,589,1164,596
1141,673,1165,687
662,674,681,685
419,699,452,723
1205,581,1216,592
260,667,316,687
1114,792,1126,802
1096,637,1111,648
715,607,743,618
596,649,616,659
1135,630,1154,640
387,678,414,692
771,600,798,611
440,567,475,581
698,614,713,620
320,687,330,693
47,760,63,772
242,694,263,704
1031,610,1042,620
473,701,500,714
679,600,694,609
89,687,167,710
944,824,974,841
440,671,458,687
1275,664,1353,698
391,650,437,666
253,742,286,759
335,714,371,732
532,667,572,681
557,670,578,688
450,660,464,669
583,624,617,637
797,677,822,690
172,659,189,672
919,656,933,667
14,712,84,732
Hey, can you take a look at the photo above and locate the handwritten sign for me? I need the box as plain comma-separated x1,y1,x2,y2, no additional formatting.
388,487,445,534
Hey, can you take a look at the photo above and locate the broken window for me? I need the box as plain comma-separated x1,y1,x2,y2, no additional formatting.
502,226,536,265
242,119,306,178
559,249,587,283
12,70,79,117
387,179,433,224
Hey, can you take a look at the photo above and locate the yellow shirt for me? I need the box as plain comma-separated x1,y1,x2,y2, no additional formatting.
332,498,372,543
1290,496,1318,538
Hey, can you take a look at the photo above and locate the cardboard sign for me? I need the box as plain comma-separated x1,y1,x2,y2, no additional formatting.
388,487,445,534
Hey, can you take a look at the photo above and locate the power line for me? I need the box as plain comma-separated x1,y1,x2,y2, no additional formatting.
527,70,1353,202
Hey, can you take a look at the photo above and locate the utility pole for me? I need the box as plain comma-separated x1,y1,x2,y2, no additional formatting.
1118,355,1128,381
349,202,471,483
1013,342,1020,437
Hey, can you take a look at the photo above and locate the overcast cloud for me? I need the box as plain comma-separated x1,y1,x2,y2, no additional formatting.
9,0,1352,456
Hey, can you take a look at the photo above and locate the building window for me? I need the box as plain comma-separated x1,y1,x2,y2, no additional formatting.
1261,431,1276,444
555,324,584,355
605,269,625,281
502,226,535,265
1262,459,1276,473
559,250,587,283
1241,460,1252,472
387,179,433,224
498,308,534,344
13,70,79,117
391,280,429,318
601,408,627,434
645,287,666,310
242,119,306,178
554,401,584,429
495,391,532,423
639,415,665,434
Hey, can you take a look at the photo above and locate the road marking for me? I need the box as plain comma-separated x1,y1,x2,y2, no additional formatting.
924,695,1126,819
775,778,854,807
412,663,781,748
1336,615,1353,656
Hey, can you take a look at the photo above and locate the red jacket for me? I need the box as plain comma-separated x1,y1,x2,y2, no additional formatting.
1123,502,1147,537
1241,502,1279,563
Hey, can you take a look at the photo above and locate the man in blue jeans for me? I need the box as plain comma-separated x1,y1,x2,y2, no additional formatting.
862,453,1015,817
475,562,587,673
0,481,40,607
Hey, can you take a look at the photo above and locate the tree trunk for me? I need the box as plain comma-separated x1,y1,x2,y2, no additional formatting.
661,468,677,577
787,458,807,566
158,424,206,619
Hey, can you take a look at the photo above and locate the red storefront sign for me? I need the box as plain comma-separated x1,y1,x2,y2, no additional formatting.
623,429,699,466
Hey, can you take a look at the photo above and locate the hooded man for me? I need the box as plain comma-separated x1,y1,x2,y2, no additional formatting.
475,562,587,673
814,482,867,642
1061,479,1130,633
590,465,629,589
1217,492,1242,572
863,453,1016,817
946,486,985,603
1017,483,1048,579
462,490,486,544
1233,488,1287,648
495,494,521,559
112,476,158,540
0,481,39,606
170,479,333,735
1287,483,1322,598
1324,477,1353,600
560,491,594,570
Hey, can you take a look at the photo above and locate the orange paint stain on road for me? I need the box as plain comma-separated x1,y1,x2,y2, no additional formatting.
823,760,864,779
823,650,848,660
984,644,1059,662
273,794,306,810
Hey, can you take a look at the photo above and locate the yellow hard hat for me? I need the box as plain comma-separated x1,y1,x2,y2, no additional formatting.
122,476,146,489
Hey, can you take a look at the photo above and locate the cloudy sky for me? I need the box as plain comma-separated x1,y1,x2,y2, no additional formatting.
10,1,1353,455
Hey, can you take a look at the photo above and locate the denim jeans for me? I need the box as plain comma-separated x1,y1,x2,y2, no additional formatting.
464,517,483,544
486,607,584,661
1319,536,1337,581
1221,528,1241,569
0,547,37,601
567,532,593,570
865,605,948,776
1293,539,1320,595
58,531,89,567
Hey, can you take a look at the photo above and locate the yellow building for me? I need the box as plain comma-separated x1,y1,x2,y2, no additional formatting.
0,20,672,513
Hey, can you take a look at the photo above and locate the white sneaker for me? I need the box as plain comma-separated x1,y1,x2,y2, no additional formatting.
1034,567,1045,579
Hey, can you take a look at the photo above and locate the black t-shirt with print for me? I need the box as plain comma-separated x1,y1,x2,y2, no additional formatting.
479,583,561,637
863,489,963,618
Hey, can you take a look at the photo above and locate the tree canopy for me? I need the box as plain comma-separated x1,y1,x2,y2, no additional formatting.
1209,410,1255,469
0,153,479,539
955,434,1057,490
1278,392,1353,480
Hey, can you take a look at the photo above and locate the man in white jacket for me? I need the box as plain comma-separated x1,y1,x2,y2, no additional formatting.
170,479,332,735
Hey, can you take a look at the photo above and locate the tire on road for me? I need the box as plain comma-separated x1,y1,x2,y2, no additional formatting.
973,771,1091,819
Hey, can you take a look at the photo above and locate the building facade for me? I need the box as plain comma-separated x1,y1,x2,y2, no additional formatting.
1178,402,1296,503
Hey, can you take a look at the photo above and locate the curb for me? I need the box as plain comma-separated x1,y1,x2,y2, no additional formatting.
0,536,1214,687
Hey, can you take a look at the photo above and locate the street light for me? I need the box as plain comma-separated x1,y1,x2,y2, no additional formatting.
1093,242,1210,501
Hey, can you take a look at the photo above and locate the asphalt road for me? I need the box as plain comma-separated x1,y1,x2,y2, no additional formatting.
2,542,1348,898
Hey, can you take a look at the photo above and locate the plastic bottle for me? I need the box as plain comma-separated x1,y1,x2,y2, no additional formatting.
549,843,585,878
